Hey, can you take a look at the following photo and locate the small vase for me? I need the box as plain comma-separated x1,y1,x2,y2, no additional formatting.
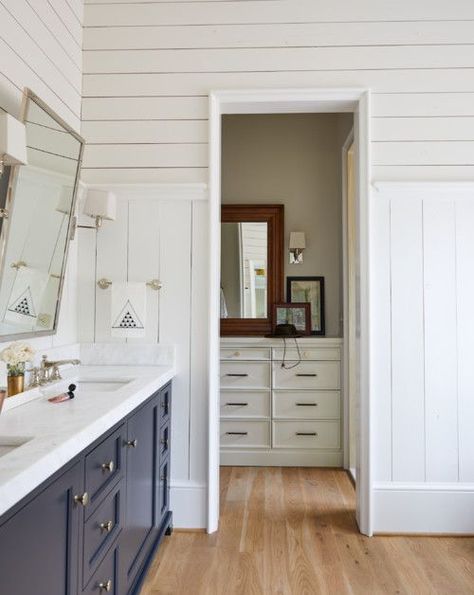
7,363,25,397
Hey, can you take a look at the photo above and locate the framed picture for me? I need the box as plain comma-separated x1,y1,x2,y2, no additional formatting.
286,276,325,335
272,302,311,336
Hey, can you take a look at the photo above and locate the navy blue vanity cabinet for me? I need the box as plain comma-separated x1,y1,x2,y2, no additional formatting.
0,460,83,595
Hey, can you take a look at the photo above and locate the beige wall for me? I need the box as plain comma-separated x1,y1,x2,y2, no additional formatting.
222,113,352,337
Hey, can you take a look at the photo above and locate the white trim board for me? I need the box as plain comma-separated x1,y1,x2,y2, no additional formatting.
170,481,207,529
78,181,208,201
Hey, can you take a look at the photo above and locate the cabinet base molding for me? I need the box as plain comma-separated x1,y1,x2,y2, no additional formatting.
221,449,343,467
170,481,207,529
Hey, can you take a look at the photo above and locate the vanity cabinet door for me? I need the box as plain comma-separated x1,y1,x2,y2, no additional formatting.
0,461,83,595
120,394,160,593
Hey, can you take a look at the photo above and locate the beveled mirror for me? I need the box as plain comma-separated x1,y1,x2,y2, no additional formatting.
0,89,84,340
220,204,284,336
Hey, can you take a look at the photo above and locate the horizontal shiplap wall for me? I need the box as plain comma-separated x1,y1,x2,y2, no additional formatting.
82,1,474,183
0,0,83,131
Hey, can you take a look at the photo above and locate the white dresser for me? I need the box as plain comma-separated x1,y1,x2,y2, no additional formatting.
220,337,343,466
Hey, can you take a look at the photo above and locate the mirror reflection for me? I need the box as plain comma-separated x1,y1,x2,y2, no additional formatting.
0,92,82,338
221,222,268,319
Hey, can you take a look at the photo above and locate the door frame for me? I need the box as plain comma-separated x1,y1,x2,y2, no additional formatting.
208,88,372,535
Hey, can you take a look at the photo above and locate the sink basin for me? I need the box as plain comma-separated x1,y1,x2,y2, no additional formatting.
0,436,32,459
75,379,131,393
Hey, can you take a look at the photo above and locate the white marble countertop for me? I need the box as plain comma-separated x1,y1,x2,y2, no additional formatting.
0,363,175,518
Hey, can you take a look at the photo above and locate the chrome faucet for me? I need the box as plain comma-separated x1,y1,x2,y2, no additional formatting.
28,355,81,387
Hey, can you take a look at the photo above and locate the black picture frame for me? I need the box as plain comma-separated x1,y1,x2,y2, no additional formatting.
286,276,325,336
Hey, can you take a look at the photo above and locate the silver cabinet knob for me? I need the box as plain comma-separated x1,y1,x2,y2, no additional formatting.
74,492,89,507
98,579,112,592
101,460,115,473
126,439,138,448
99,520,113,533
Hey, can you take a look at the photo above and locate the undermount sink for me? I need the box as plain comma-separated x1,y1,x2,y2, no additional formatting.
75,379,132,393
0,436,32,459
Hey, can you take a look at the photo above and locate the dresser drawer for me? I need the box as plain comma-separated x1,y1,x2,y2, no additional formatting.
220,420,270,448
82,543,118,595
83,480,124,587
273,361,340,390
273,420,340,449
85,425,126,513
273,391,340,420
220,361,271,389
272,347,340,361
220,391,270,419
221,347,271,361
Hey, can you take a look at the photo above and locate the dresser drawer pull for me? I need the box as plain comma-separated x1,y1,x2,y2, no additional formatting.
295,373,318,377
101,460,115,473
126,439,138,448
99,520,113,533
225,373,249,377
74,492,89,507
225,431,248,436
98,579,112,592
296,432,318,436
225,402,248,406
296,402,318,407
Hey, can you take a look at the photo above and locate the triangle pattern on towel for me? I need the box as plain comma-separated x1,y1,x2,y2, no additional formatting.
112,299,144,330
8,287,36,318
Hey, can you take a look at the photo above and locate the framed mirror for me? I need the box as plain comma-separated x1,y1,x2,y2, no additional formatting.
220,204,284,336
0,89,84,340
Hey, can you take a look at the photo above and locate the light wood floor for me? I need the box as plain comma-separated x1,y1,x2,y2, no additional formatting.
142,467,474,594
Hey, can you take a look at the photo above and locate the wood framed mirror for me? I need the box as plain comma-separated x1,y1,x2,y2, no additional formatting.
220,204,284,336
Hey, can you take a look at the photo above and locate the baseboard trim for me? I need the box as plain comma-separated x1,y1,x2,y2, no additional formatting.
170,481,206,529
220,449,343,467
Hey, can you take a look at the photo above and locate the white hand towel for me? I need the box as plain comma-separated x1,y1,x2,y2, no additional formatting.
111,282,146,338
4,266,48,328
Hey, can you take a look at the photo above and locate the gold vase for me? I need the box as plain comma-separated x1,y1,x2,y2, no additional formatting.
7,375,24,397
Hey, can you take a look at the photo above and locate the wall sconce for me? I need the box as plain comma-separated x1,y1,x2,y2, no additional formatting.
82,189,117,230
0,112,27,178
289,231,306,264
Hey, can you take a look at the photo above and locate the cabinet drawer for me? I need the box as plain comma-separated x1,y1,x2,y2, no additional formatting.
272,347,340,361
85,425,126,513
273,391,340,420
220,420,270,448
83,543,118,595
159,383,171,427
220,347,271,361
159,458,170,521
272,420,340,449
83,480,124,587
220,361,270,389
220,391,270,419
273,361,340,390
159,422,170,459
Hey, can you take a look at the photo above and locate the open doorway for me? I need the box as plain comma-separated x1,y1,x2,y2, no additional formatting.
208,89,371,536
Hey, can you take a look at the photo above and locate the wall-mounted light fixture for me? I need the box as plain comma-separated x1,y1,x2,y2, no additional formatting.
0,112,27,178
289,231,306,264
82,189,117,230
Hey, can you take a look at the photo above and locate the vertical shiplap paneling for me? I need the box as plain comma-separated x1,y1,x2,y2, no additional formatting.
127,200,161,343
95,199,129,342
370,192,392,482
456,198,474,482
77,227,97,342
390,196,425,481
159,201,192,482
423,199,458,482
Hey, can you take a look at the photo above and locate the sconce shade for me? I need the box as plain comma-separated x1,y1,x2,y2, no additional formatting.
289,232,306,250
0,113,27,166
83,189,116,221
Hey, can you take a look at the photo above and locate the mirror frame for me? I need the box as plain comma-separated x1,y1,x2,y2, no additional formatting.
0,88,84,341
220,204,284,336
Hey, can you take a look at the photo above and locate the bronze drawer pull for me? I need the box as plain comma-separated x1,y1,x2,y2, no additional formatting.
98,579,112,592
226,431,248,436
225,373,249,377
296,432,318,436
101,460,115,473
225,402,248,406
99,520,113,533
126,439,138,448
74,492,89,507
295,373,317,377
296,403,318,407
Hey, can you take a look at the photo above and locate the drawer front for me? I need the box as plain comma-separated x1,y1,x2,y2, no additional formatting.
159,458,170,521
83,480,124,587
220,347,271,361
159,422,170,459
273,361,340,390
159,383,171,427
220,361,270,389
273,391,340,420
85,425,126,512
220,420,270,448
82,544,118,595
220,391,270,419
273,420,340,449
272,347,340,361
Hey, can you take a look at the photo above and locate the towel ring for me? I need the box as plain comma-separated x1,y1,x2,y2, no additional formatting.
97,278,162,291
